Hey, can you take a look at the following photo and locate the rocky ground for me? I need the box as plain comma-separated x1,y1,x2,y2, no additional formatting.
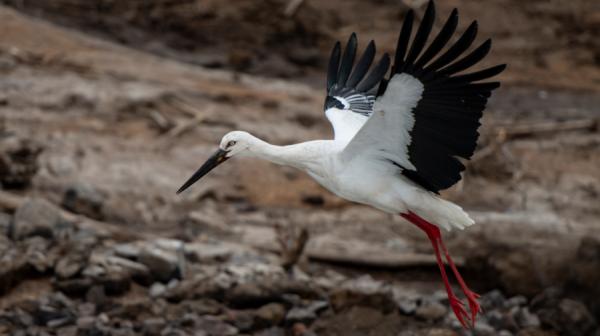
0,0,599,335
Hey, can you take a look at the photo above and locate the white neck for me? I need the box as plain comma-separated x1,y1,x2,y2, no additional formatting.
244,135,334,171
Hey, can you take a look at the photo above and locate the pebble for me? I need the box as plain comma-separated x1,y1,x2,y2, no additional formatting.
61,182,105,220
515,307,540,328
415,300,447,321
150,282,167,298
138,246,180,282
12,198,65,240
255,303,286,326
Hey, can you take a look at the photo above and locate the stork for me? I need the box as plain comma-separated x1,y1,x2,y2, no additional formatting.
177,0,505,328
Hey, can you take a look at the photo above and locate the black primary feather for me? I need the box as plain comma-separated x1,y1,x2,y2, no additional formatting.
404,0,435,67
325,34,390,117
415,8,458,68
375,0,505,193
337,33,358,87
393,10,415,73
346,40,376,88
327,41,341,91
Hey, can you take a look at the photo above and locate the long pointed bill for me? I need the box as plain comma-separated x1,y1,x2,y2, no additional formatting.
176,149,229,194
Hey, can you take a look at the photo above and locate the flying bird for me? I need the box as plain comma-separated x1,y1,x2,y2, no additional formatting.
177,0,505,328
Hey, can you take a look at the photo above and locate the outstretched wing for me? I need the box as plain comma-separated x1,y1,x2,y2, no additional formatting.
342,0,506,193
324,34,390,143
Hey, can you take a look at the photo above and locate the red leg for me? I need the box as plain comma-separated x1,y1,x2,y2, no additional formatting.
437,238,481,324
400,212,470,328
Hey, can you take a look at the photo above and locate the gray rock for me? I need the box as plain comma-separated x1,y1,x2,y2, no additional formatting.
255,303,286,327
515,307,540,328
286,300,328,324
150,282,167,298
486,308,519,331
415,300,447,321
138,246,180,282
62,182,106,220
556,299,597,336
195,316,238,336
113,243,141,259
286,307,317,325
12,198,66,240
473,320,496,336
76,316,96,329
55,254,87,279
54,277,94,296
329,275,395,312
396,298,417,315
480,289,506,311
142,317,166,335
505,295,527,308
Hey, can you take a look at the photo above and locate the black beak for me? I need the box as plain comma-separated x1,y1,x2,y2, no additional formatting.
176,149,229,194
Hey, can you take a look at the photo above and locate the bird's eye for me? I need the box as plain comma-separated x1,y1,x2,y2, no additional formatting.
227,141,237,148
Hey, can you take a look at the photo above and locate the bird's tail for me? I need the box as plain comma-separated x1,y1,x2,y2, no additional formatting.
412,195,475,231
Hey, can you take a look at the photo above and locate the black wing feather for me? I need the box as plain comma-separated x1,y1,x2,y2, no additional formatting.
424,21,478,73
404,1,435,68
327,41,341,91
347,40,376,88
377,0,505,193
325,34,389,116
393,10,415,73
337,33,357,87
415,9,458,68
438,39,492,76
356,54,390,93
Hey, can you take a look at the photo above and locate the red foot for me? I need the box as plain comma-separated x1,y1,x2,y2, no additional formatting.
464,289,481,325
449,295,469,329
401,211,480,329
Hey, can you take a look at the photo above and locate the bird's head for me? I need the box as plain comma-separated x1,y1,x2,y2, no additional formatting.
176,131,256,194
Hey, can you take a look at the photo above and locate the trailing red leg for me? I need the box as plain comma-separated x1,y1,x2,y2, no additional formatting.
437,237,481,324
400,211,479,328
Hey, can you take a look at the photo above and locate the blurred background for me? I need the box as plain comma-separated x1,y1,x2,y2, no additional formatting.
0,0,598,335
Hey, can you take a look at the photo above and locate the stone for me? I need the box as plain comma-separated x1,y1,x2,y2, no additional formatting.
138,246,180,282
480,289,506,311
76,316,96,329
229,311,254,332
415,300,447,321
184,242,235,263
555,299,596,336
285,301,328,324
505,295,528,308
515,307,540,328
286,307,317,325
473,321,497,336
150,282,167,298
12,198,66,240
61,182,106,220
486,308,519,332
142,317,166,335
255,303,286,327
533,289,597,336
55,254,86,279
54,278,94,296
195,316,238,336
329,275,395,312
